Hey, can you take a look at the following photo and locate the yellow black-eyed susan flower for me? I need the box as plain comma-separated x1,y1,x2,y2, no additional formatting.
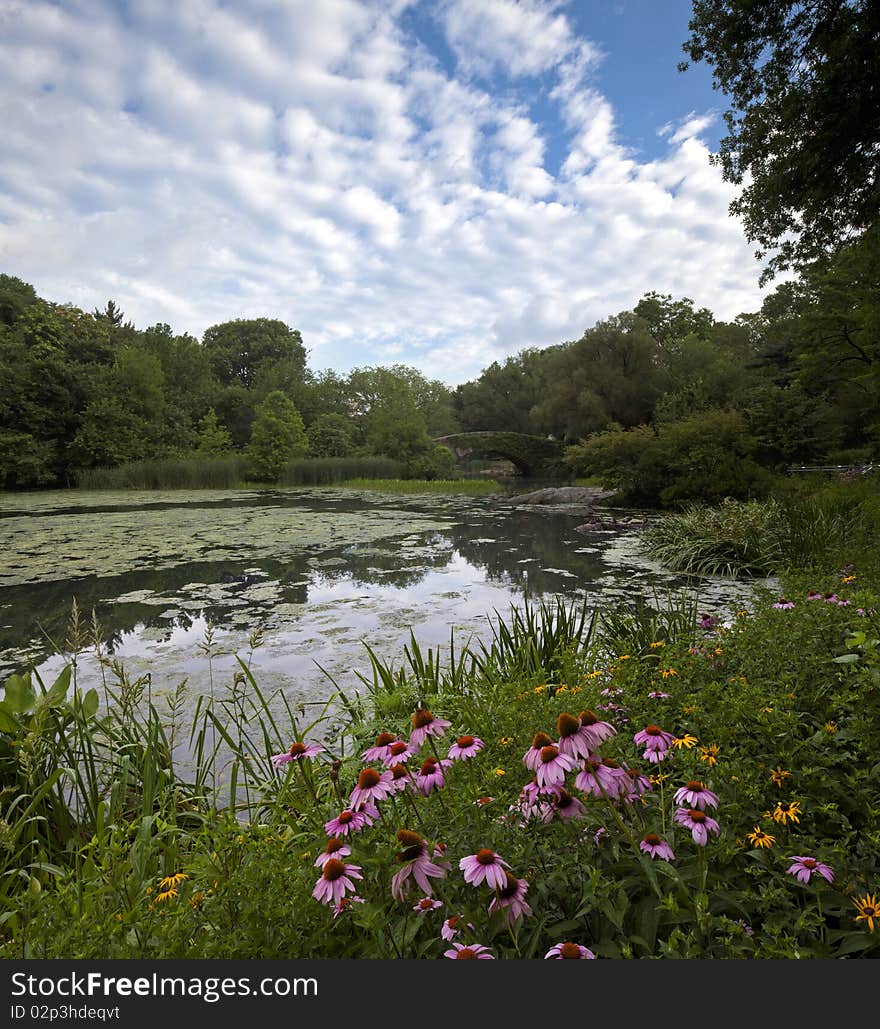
769,800,802,825
746,826,776,849
853,893,879,932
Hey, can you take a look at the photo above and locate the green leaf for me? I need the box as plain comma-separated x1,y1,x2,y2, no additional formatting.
45,665,72,707
832,653,860,664
0,702,20,733
80,688,99,719
3,673,36,713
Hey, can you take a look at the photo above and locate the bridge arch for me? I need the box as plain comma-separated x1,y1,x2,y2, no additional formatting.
433,431,566,478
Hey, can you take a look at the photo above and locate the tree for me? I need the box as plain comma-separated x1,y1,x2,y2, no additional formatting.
195,409,234,455
306,413,357,457
680,1,880,279
202,318,307,390
245,390,308,481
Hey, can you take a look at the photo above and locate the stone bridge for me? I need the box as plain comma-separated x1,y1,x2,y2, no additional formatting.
433,431,567,477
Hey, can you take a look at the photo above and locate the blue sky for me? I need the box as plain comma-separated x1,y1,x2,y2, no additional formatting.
0,0,771,385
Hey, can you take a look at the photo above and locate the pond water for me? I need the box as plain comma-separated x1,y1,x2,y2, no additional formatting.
0,487,760,727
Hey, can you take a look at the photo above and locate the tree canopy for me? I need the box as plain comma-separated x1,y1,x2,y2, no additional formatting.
680,0,880,280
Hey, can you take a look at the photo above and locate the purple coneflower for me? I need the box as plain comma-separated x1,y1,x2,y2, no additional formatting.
409,708,452,749
633,724,675,763
459,848,510,890
699,613,720,629
772,598,795,610
806,590,822,601
639,833,675,861
323,803,378,837
413,896,443,913
488,872,532,925
786,856,834,884
575,756,628,798
271,741,325,767
515,780,559,824
554,788,588,822
577,709,617,750
386,762,412,794
413,756,452,796
441,915,473,941
390,830,450,902
383,739,414,766
444,943,494,959
448,734,485,761
556,712,595,760
535,744,577,787
673,780,719,810
361,731,397,764
545,942,596,959
622,767,653,800
823,592,839,603
348,767,395,808
673,807,720,845
332,895,365,919
648,691,671,700
522,731,555,771
312,858,363,906
314,837,351,867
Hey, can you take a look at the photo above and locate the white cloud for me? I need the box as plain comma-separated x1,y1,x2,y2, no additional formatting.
0,0,769,386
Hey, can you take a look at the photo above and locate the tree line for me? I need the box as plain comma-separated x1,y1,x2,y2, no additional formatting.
1,219,876,502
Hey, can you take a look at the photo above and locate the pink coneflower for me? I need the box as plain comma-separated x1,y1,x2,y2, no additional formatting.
545,942,596,959
460,848,510,889
386,762,412,794
673,780,719,810
806,590,822,601
622,767,653,801
640,833,675,861
409,708,452,749
648,691,671,699
523,731,555,771
413,756,452,795
836,598,851,607
515,780,560,824
413,896,443,913
822,592,839,603
772,598,795,610
383,739,414,766
786,856,834,884
535,744,577,787
271,741,325,767
674,807,720,845
323,803,378,837
444,943,494,959
488,872,532,925
575,756,628,798
312,858,363,905
348,767,395,808
314,837,351,867
556,712,595,760
699,613,720,629
361,731,397,764
577,709,617,750
633,724,675,763
390,830,450,902
554,788,588,822
448,734,485,761
441,915,474,941
332,895,365,919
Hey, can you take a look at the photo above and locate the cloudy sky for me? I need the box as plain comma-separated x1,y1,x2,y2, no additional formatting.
1,0,773,385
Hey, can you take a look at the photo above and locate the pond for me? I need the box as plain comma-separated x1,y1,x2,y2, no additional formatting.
0,486,762,729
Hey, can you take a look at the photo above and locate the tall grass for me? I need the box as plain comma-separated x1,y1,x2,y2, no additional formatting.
339,477,501,494
76,454,245,490
279,456,402,485
640,492,870,576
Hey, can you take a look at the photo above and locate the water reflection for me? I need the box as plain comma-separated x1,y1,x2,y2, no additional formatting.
0,488,749,716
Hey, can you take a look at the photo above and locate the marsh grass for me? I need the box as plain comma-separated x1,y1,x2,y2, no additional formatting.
280,457,402,485
339,477,502,494
640,493,868,576
76,455,245,490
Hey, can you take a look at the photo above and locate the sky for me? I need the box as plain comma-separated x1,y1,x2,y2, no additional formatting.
0,0,774,386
